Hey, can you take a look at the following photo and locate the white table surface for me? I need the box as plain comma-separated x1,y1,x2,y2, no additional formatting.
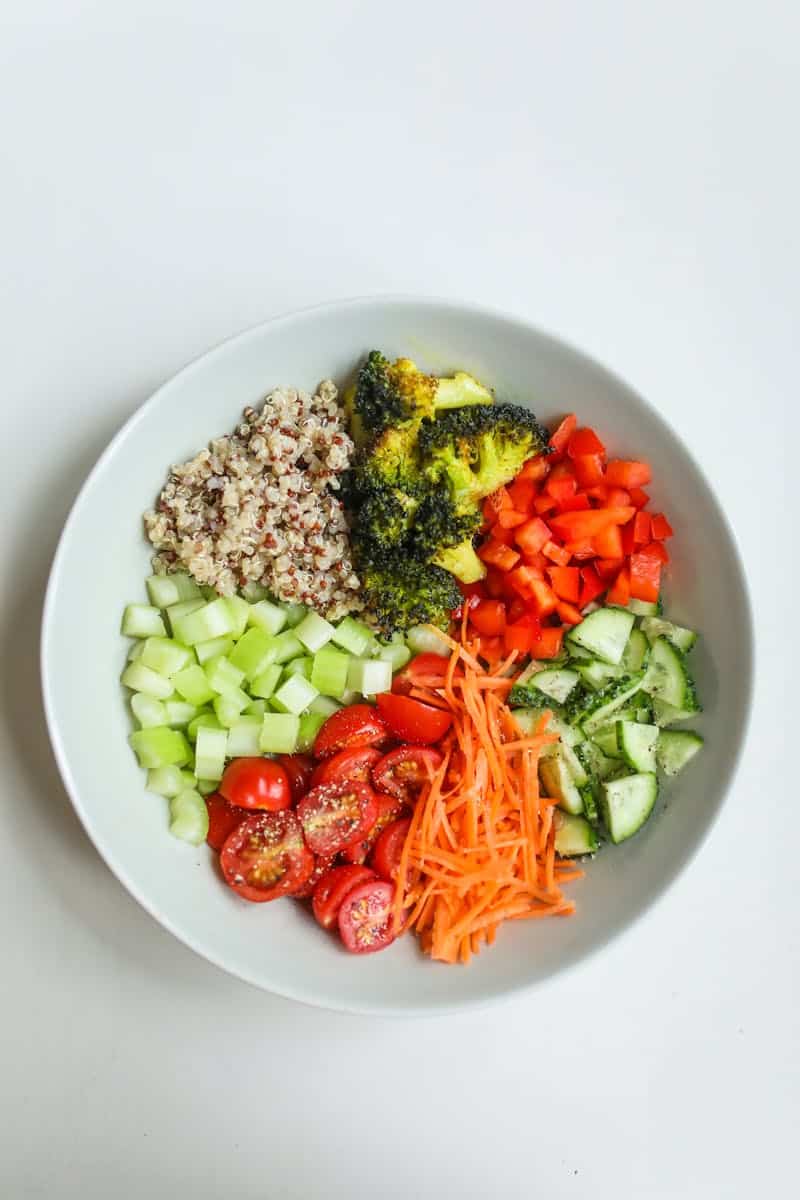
1,3,795,1196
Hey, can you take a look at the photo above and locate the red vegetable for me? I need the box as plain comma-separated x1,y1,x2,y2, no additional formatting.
469,599,506,636
549,413,577,457
548,566,580,603
376,693,453,744
205,792,249,852
277,754,315,804
219,758,291,813
312,704,389,759
312,865,376,930
605,460,652,488
220,811,314,903
297,780,378,857
371,818,412,882
338,879,397,954
650,513,674,540
372,746,443,802
311,745,383,790
341,793,405,864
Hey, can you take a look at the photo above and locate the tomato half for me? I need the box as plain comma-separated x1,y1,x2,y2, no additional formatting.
311,745,383,790
205,792,250,852
312,704,389,759
391,653,450,696
371,817,412,882
311,864,377,929
372,746,443,802
337,879,397,954
291,853,337,899
277,754,315,804
341,793,405,864
219,810,314,903
219,757,291,812
375,693,452,745
296,780,378,856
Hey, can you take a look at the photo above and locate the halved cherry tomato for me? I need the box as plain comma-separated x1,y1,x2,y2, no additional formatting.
338,879,397,954
311,865,376,928
312,704,389,759
219,757,291,812
392,653,450,695
291,853,337,899
469,599,506,636
342,793,404,863
311,745,383,789
220,810,314,903
371,817,412,882
297,780,378,856
372,746,443,802
277,754,314,804
376,693,452,744
205,792,249,852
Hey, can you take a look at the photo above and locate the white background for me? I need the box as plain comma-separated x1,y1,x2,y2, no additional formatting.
0,2,795,1197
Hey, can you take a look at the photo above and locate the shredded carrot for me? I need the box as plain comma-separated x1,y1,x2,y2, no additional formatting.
393,634,584,963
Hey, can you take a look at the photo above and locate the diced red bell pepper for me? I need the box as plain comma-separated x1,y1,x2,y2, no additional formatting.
548,566,580,602
541,540,570,567
557,491,592,513
633,511,651,545
458,580,487,601
507,478,537,513
519,551,548,574
586,485,608,503
505,564,541,598
516,456,550,483
607,566,631,606
533,494,558,515
495,508,528,530
621,520,636,555
556,600,583,626
579,565,605,608
592,523,624,559
628,553,661,602
567,427,606,457
507,597,529,622
469,599,507,636
549,414,577,458
484,568,506,598
628,487,650,509
483,487,513,520
478,539,520,571
544,463,578,504
641,539,669,564
528,579,558,618
564,539,596,561
476,635,504,664
650,513,674,540
529,624,565,659
514,517,552,557
595,557,624,580
604,487,631,508
605,460,652,488
548,507,636,541
571,453,605,487
504,615,540,656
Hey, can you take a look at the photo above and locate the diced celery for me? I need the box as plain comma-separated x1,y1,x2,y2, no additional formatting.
295,611,336,653
187,711,222,741
228,627,277,680
283,603,307,628
127,640,146,662
310,644,350,699
140,636,194,678
272,674,319,715
377,641,412,671
225,595,251,638
196,778,217,796
166,598,205,638
339,688,361,706
297,711,327,753
245,698,267,717
271,630,304,664
250,663,282,699
194,726,228,781
121,662,175,700
131,693,167,728
172,664,216,706
241,581,270,603
347,657,392,697
331,616,374,656
129,726,191,768
164,699,198,728
247,599,288,636
195,635,235,665
122,604,167,638
169,788,209,845
226,717,263,757
213,689,250,727
146,764,188,798
405,625,450,657
146,573,201,608
204,655,246,695
259,713,300,754
283,656,313,680
308,694,341,717
173,599,237,646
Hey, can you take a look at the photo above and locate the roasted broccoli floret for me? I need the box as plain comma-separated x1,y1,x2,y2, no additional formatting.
359,557,462,634
418,403,551,506
348,351,493,439
355,487,420,554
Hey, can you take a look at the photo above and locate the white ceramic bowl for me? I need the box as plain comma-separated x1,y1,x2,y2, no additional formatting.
41,297,753,1014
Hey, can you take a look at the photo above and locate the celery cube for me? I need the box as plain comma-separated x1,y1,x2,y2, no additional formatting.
271,631,304,664
259,713,300,754
187,712,222,742
250,663,282,699
347,657,393,697
164,700,198,728
195,635,235,665
247,599,288,636
172,664,216,706
213,689,250,728
129,726,191,769
140,636,194,678
194,726,228,781
204,655,246,695
297,711,327,753
169,788,209,845
226,717,263,757
271,675,319,715
122,604,167,639
283,656,313,680
331,616,374,656
295,611,335,653
228,627,277,680
310,644,350,699
121,663,175,700
174,599,237,646
131,693,167,729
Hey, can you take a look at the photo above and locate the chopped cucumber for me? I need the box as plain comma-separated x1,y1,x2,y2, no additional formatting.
247,599,288,636
567,672,645,735
172,598,237,646
259,713,300,754
297,711,327,753
121,604,167,639
129,726,191,769
146,764,190,798
295,610,336,653
539,748,584,815
405,625,451,657
204,655,246,696
656,730,704,776
566,606,635,665
554,811,599,855
227,627,277,680
347,657,393,697
226,717,263,757
331,616,374,657
250,663,283,699
283,656,313,680
271,674,319,715
164,699,198,729
601,773,658,843
194,726,228,781
652,698,700,727
169,788,209,845
591,727,624,759
560,740,589,786
213,689,250,727
310,644,350,699
511,706,585,748
121,662,175,700
640,616,697,654
376,641,412,672
225,596,251,638
616,720,659,773
131,693,167,729
641,638,698,710
576,739,619,784
187,712,222,741
529,668,580,704
620,628,650,673
139,636,193,678
171,664,216,707
627,597,661,617
270,630,305,664
579,782,600,825
576,660,621,691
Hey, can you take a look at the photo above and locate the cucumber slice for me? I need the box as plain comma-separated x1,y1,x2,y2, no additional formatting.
204,655,246,696
652,698,699,727
567,672,645,735
656,730,704,776
554,811,599,855
511,706,585,748
347,657,393,697
566,607,635,665
620,628,650,673
121,604,167,639
529,668,580,704
405,625,451,657
560,740,589,786
539,748,584,815
310,644,350,699
295,611,336,653
139,636,193,678
129,726,191,769
579,782,600,825
616,720,659,773
121,662,175,700
641,638,699,710
247,599,288,636
131,693,167,729
271,675,319,715
194,726,228,781
228,627,277,680
640,617,697,654
297,711,327,753
576,739,618,783
628,597,661,617
164,699,198,729
601,773,658,843
172,664,216,707
169,788,209,846
250,663,282,700
226,717,263,757
577,660,621,691
331,616,374,657
259,713,300,754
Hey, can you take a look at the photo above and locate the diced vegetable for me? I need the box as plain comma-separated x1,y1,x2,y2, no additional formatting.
121,604,167,639
247,599,288,636
331,616,374,656
283,656,313,679
296,711,328,753
529,668,580,704
187,712,222,741
212,689,250,727
656,730,704,776
131,693,167,728
129,726,191,769
295,611,336,653
308,695,343,717
553,811,599,856
164,699,198,728
250,663,283,699
228,627,277,680
259,713,301,755
169,788,210,845
146,573,201,608
226,717,264,757
121,662,175,700
601,773,658,843
616,720,659,773
172,598,237,646
376,640,412,672
224,596,251,638
346,657,393,697
171,664,216,706
567,607,635,665
270,630,305,664
271,674,320,715
139,636,193,678
203,654,246,696
640,616,697,654
146,764,192,798
310,644,350,699
194,726,228,781
405,625,451,657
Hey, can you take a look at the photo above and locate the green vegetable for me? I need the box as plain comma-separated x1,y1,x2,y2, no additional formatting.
194,726,228,781
169,788,209,845
129,726,191,769
259,713,300,755
310,644,350,699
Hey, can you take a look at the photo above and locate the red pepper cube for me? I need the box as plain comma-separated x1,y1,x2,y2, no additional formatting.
557,492,592,513
542,541,572,567
533,494,558,516
567,427,607,458
469,599,507,636
548,566,581,602
571,453,605,487
564,539,596,561
478,539,520,571
579,565,605,608
628,553,661,602
495,508,528,530
595,557,624,580
607,566,631,606
517,455,551,484
628,487,650,509
556,600,583,626
507,478,537,512
514,517,552,557
484,487,513,519
504,614,540,656
650,513,674,539
545,464,578,504
549,414,577,458
605,460,652,489
529,624,565,659
528,579,558,618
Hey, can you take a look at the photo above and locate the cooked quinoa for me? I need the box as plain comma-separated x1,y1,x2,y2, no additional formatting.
143,380,365,620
